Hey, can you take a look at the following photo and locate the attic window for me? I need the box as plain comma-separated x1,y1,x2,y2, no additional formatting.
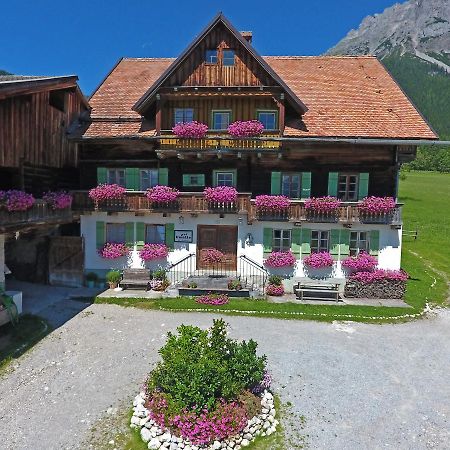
205,49,218,64
223,50,235,66
49,90,66,112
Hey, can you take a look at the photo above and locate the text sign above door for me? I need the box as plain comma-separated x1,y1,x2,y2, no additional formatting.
174,230,193,243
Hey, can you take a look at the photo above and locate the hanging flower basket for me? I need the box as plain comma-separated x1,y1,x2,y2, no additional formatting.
98,243,130,259
172,121,208,138
43,191,73,210
341,252,378,272
89,184,126,208
201,248,225,265
139,244,169,261
358,196,396,215
146,185,180,208
303,252,334,269
0,190,35,212
227,120,264,137
264,251,296,268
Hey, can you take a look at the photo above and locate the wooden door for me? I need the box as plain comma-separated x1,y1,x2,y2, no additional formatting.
48,236,84,287
197,225,238,270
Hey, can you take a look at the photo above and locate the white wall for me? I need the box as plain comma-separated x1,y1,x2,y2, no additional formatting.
80,213,402,281
0,234,5,289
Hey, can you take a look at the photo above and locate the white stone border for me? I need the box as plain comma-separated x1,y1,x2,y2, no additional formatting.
131,390,279,450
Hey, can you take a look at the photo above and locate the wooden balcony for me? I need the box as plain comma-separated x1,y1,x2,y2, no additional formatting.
248,201,403,227
0,200,75,232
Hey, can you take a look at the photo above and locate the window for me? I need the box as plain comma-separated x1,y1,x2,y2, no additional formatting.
140,169,159,190
281,173,301,198
174,108,194,125
273,229,291,252
257,111,277,130
349,231,369,256
106,223,126,243
183,174,205,187
212,110,231,130
223,49,235,66
145,224,165,244
107,169,126,187
311,230,330,253
205,49,218,64
338,174,359,201
215,171,235,187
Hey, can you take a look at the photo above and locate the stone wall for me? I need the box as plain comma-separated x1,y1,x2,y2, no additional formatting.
344,279,407,299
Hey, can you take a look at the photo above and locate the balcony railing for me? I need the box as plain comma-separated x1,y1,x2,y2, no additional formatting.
159,132,281,151
0,200,74,231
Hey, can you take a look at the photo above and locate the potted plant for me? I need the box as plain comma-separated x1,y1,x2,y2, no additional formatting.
227,279,242,291
266,275,284,296
106,270,121,289
264,251,296,268
149,268,170,291
304,196,341,222
88,184,127,209
254,195,290,219
227,120,264,137
204,186,238,208
358,196,396,222
85,272,98,288
172,121,208,138
146,185,179,209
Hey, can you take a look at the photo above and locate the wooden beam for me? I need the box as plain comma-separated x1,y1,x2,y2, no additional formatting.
155,94,162,136
276,95,286,134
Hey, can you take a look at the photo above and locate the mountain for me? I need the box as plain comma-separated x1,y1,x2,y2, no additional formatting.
0,70,11,75
326,0,450,142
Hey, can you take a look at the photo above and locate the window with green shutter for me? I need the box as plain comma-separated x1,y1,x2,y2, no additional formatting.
369,230,380,256
300,228,312,256
97,167,107,184
183,174,205,187
158,168,169,186
125,168,140,190
358,173,370,200
96,222,105,249
291,228,302,259
136,222,145,249
165,223,175,249
263,228,273,255
301,172,311,199
125,223,135,247
270,172,281,195
327,172,338,196
339,229,351,257
330,229,340,260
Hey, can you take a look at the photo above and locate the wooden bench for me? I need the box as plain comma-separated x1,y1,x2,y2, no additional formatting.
295,281,340,302
121,269,151,290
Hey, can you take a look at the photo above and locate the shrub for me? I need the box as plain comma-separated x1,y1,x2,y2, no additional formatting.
139,243,169,261
152,268,168,281
341,252,378,272
266,284,284,296
0,190,35,211
201,248,225,265
350,269,408,283
268,275,283,286
204,186,238,203
304,196,341,212
147,319,266,413
303,251,334,269
255,195,290,211
227,120,264,137
196,293,229,305
43,191,72,210
146,185,179,204
89,184,126,203
106,270,121,284
358,196,396,214
98,243,130,259
265,251,296,268
227,279,242,290
172,121,208,138
250,370,272,395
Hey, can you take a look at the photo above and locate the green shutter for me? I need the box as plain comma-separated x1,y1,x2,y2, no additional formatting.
125,223,134,247
339,229,351,256
270,172,281,195
330,229,340,260
97,167,107,184
159,168,169,186
369,230,380,256
125,168,139,190
136,222,145,249
165,223,175,249
96,222,105,249
301,172,311,199
263,228,273,255
182,174,191,186
291,228,301,259
327,172,338,196
300,228,311,256
358,173,370,199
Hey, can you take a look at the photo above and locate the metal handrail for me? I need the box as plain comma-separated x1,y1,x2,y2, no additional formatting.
168,252,195,269
238,254,269,294
239,254,268,273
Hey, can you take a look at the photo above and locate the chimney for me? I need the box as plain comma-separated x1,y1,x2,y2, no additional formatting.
240,31,253,44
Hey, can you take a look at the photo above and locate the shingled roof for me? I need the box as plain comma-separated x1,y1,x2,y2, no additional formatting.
85,55,437,140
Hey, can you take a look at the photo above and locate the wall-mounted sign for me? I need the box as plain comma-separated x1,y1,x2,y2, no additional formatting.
174,230,193,243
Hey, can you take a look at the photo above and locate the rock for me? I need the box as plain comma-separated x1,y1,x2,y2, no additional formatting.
263,420,271,429
268,415,274,423
228,442,235,448
169,443,178,450
148,438,162,449
178,443,184,449
261,408,269,414
212,441,221,450
161,433,172,443
261,414,267,420
243,433,252,441
269,408,276,417
141,428,153,443
266,428,274,436
140,416,150,426
184,447,191,450
130,416,140,426
241,440,249,447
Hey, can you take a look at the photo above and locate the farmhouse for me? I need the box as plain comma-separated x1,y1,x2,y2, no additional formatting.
69,14,436,292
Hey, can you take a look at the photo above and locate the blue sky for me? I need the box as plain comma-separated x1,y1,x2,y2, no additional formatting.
1,0,399,94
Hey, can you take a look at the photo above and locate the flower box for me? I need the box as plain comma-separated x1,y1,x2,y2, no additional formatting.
139,243,169,261
358,196,396,221
43,191,73,210
98,242,130,259
204,186,238,210
172,121,208,138
264,251,296,268
227,120,264,137
304,196,341,222
265,284,284,296
341,252,378,272
303,252,334,269
200,248,225,265
255,195,290,220
146,185,180,209
0,190,35,212
89,184,126,208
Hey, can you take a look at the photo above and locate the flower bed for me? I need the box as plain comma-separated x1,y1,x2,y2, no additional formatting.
172,121,208,138
196,293,229,305
265,251,296,268
341,252,378,272
98,242,130,259
345,270,408,299
132,320,278,447
358,196,396,215
204,186,238,204
266,284,284,296
139,244,169,261
43,191,73,210
0,190,35,211
304,196,341,213
88,184,126,204
201,248,225,265
146,186,179,204
227,120,264,137
255,195,290,212
303,251,334,269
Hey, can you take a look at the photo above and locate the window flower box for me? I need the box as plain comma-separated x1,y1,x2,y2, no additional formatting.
341,252,378,272
139,243,169,261
358,196,396,223
227,120,264,137
146,185,180,210
98,242,130,259
304,196,341,222
172,121,208,138
200,248,225,265
0,190,35,212
255,195,290,220
89,184,127,209
43,191,73,210
264,251,296,268
303,251,334,269
204,186,238,211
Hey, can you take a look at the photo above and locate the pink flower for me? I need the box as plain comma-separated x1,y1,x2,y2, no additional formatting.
98,243,129,259
303,252,334,269
146,185,179,204
341,252,378,272
266,284,284,296
201,248,225,265
43,191,72,210
304,196,341,212
196,293,229,305
358,196,396,214
227,120,264,137
204,186,238,203
172,121,208,138
350,269,408,283
255,195,290,211
265,251,296,268
139,244,169,261
1,190,35,212
89,184,126,203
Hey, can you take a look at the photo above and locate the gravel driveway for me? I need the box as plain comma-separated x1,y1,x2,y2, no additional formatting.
0,304,449,450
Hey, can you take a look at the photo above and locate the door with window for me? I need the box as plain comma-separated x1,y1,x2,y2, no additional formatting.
197,225,238,270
